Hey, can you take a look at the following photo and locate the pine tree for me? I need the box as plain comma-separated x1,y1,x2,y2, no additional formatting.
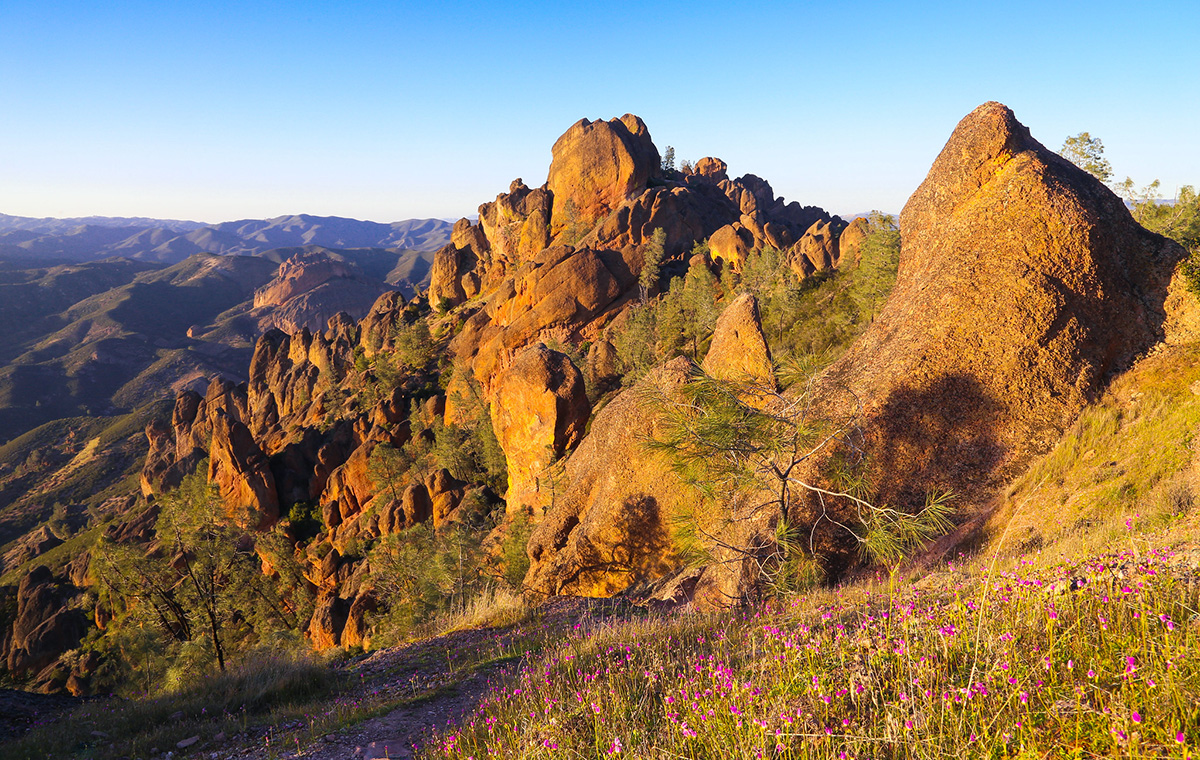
639,228,666,303
641,364,953,594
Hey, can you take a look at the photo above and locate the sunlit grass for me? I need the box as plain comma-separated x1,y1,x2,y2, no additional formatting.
426,543,1200,759
997,343,1200,564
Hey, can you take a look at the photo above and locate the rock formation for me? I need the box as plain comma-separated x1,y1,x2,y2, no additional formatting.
525,294,779,602
817,101,1188,511
837,216,871,267
250,250,393,334
524,358,695,598
790,218,848,275
701,293,775,388
547,115,661,236
2,567,87,682
491,344,591,513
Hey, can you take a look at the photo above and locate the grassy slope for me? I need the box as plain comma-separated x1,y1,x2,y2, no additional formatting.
988,342,1200,563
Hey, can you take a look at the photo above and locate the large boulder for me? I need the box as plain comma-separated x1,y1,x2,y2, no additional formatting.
817,101,1188,510
547,114,661,237
701,294,775,389
693,157,729,182
524,358,695,598
359,290,407,359
3,567,87,679
708,224,752,267
491,345,591,513
428,243,476,308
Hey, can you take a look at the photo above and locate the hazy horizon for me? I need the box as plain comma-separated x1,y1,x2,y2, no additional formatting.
2,1,1197,223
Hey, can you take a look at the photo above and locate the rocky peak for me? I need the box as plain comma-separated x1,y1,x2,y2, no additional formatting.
547,114,661,237
817,101,1188,512
693,157,728,182
253,252,355,309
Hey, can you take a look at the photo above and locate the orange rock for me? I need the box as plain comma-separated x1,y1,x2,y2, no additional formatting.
306,592,347,650
818,101,1187,512
547,114,660,237
708,224,751,267
253,253,356,309
206,411,280,530
478,179,553,266
454,245,638,394
838,216,871,267
524,358,698,598
701,294,775,390
693,157,728,182
490,345,591,513
790,217,847,275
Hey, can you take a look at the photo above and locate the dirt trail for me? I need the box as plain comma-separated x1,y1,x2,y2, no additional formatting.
214,598,637,760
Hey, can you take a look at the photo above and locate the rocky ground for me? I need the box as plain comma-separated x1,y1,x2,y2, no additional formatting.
143,598,639,760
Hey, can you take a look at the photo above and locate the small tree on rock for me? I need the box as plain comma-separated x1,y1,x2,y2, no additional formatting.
639,228,666,303
1060,132,1113,184
642,362,953,595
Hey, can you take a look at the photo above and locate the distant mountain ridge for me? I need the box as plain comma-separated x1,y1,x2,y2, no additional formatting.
0,213,452,264
0,213,207,235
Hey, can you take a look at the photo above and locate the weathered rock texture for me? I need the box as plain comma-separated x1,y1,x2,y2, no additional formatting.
491,345,591,513
548,115,661,236
524,358,695,598
818,101,1188,511
2,567,87,681
525,295,780,603
701,293,775,388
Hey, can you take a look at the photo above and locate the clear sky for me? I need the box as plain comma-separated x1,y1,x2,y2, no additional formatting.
1,0,1196,224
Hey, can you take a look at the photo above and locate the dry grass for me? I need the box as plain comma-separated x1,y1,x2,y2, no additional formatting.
435,585,531,635
991,343,1200,565
0,653,335,760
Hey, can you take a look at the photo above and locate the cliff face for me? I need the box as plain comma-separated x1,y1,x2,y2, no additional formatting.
817,102,1187,512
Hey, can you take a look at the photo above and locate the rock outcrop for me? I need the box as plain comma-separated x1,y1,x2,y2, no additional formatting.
837,216,871,267
701,293,775,388
525,295,779,602
491,345,591,513
2,567,87,681
547,115,661,236
790,218,848,275
254,253,357,310
524,358,695,598
450,245,640,395
436,114,837,400
817,101,1188,511
207,412,279,528
250,251,393,334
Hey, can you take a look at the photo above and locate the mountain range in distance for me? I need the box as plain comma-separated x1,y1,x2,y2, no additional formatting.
0,213,453,264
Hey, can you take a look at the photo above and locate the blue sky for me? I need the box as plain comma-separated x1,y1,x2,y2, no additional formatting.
1,0,1196,223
